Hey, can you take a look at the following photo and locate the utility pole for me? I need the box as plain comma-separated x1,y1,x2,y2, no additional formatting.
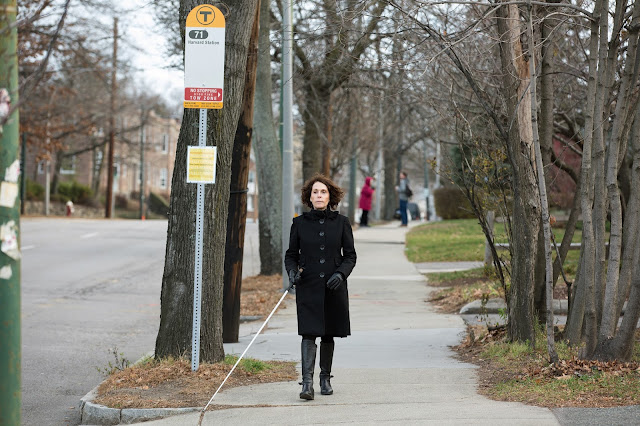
281,0,294,291
423,141,430,220
0,1,22,423
139,107,145,220
105,17,118,218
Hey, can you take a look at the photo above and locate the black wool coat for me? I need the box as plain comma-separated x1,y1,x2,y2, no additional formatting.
284,209,357,337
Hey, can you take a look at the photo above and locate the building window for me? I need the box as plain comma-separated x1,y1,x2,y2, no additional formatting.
160,168,168,189
60,155,76,175
162,134,169,153
38,161,45,175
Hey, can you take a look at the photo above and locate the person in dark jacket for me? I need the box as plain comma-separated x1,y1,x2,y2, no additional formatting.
396,171,410,227
358,176,375,227
285,173,357,400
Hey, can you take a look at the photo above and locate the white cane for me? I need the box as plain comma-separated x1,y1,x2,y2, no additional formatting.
197,285,293,426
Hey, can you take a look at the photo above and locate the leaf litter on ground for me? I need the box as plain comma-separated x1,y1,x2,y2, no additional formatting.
94,274,298,409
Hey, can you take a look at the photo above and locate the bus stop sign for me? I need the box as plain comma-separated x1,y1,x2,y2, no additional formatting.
184,5,226,109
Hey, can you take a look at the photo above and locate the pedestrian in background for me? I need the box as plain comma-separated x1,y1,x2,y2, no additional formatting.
285,173,357,400
396,171,410,227
358,176,375,227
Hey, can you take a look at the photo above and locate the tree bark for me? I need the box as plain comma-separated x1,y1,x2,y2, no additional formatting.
253,0,282,276
593,0,640,354
155,0,259,362
526,4,558,363
570,0,604,354
534,5,557,324
601,108,640,360
496,2,540,344
223,1,260,344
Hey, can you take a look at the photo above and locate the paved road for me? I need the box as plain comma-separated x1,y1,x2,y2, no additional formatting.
21,217,260,426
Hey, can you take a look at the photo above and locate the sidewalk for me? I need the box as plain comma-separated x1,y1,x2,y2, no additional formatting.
133,221,558,425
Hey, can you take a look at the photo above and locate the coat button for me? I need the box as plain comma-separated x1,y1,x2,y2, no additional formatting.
320,258,325,264
319,232,325,236
319,219,325,224
320,272,325,278
320,245,325,250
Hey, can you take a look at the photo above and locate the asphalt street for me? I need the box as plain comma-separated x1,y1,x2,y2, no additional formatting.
21,217,260,426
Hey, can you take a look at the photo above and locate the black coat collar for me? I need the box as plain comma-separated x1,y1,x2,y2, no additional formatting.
303,209,338,221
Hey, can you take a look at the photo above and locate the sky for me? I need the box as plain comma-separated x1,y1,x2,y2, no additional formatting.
115,0,183,107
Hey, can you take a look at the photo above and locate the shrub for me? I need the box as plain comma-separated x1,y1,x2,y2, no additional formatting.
26,179,44,201
148,191,170,216
433,187,476,220
56,181,93,205
115,194,130,209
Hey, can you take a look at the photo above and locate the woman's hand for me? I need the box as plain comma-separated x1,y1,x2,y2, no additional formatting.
288,269,302,289
326,272,344,290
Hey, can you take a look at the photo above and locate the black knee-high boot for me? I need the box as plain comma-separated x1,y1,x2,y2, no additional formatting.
300,339,316,400
319,341,334,395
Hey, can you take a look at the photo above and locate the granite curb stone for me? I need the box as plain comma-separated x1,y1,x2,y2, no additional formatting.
80,384,200,425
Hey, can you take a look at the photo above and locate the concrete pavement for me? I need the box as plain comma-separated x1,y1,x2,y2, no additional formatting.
130,221,559,425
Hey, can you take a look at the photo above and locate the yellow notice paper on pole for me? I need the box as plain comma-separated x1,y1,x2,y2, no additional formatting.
187,146,216,183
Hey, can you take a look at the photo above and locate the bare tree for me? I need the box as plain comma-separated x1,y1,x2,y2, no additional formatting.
155,0,259,362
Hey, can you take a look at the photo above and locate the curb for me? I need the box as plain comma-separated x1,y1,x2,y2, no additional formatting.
459,298,568,315
80,385,201,425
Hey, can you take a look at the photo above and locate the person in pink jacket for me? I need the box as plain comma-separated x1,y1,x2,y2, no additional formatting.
358,176,375,227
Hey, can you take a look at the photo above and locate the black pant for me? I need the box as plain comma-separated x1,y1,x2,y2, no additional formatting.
302,335,334,343
360,209,369,226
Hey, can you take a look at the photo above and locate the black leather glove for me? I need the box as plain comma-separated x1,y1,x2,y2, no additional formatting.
326,272,344,290
288,269,302,289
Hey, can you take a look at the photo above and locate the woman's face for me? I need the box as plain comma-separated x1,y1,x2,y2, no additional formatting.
310,181,330,210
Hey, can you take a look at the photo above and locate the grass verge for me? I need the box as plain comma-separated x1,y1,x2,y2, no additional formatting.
455,327,640,408
426,267,504,314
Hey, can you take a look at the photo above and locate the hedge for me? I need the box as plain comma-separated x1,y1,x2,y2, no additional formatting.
56,181,93,205
433,187,476,220
148,191,170,216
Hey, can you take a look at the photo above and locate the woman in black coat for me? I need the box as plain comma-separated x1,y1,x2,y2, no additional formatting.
285,173,357,400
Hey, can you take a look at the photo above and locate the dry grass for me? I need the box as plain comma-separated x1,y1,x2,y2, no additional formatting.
454,326,640,408
94,274,298,409
94,356,297,409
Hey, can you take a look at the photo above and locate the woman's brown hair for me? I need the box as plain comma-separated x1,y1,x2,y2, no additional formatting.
300,173,345,210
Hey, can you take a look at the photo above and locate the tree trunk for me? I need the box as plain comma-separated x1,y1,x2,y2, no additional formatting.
593,0,640,354
570,0,604,354
155,0,259,363
253,0,282,276
301,87,330,181
496,3,540,344
223,1,260,344
534,7,557,325
526,6,558,363
600,111,640,360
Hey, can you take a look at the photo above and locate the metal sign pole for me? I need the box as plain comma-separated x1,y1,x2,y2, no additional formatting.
191,108,207,372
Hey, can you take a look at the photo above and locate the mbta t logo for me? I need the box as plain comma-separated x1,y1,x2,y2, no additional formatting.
196,6,216,26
